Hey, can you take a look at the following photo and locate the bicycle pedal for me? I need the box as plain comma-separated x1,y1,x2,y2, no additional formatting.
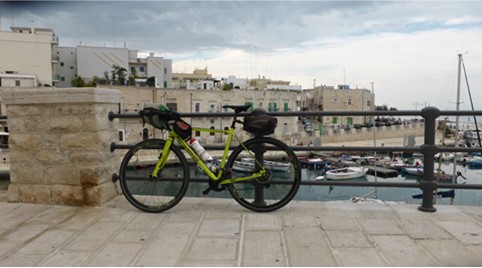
202,187,211,195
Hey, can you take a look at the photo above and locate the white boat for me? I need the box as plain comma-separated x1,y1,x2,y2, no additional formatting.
402,166,423,175
434,153,455,162
324,166,368,180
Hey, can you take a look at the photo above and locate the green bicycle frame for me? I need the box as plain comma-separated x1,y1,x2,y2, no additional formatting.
150,126,266,185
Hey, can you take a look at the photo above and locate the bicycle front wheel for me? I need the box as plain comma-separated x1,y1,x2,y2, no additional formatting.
119,139,190,213
226,137,301,212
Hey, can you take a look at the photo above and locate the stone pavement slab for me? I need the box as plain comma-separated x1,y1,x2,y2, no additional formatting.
0,192,481,266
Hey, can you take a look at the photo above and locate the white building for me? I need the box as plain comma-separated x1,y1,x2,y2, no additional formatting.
77,46,130,82
0,25,173,88
0,26,59,87
224,75,249,89
59,47,173,88
55,46,77,87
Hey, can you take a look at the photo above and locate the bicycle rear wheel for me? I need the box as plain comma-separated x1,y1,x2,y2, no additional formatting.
119,139,189,213
226,137,301,212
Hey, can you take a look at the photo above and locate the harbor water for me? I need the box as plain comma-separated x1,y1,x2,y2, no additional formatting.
296,162,482,206
186,161,482,206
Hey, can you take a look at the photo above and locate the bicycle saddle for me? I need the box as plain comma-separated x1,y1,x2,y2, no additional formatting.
222,104,252,114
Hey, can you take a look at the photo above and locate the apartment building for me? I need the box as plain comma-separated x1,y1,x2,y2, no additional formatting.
0,26,59,87
0,26,173,88
307,85,374,125
104,86,301,145
56,46,173,88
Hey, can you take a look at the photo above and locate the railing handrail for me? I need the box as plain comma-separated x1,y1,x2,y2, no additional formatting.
109,107,482,212
109,109,482,120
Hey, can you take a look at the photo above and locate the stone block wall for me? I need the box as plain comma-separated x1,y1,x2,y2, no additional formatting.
1,88,120,205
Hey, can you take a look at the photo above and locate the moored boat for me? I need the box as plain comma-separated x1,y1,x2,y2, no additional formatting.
324,166,368,180
465,156,482,168
299,157,331,170
232,158,291,173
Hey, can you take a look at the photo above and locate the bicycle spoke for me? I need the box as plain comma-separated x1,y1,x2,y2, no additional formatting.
227,137,301,212
119,139,189,213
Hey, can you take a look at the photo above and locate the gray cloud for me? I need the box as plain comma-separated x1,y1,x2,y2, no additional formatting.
2,1,482,110
3,1,481,54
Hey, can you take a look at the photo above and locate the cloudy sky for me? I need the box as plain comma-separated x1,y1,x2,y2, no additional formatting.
1,1,482,111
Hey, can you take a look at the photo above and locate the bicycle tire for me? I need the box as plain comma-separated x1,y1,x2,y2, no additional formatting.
119,139,190,213
226,137,301,212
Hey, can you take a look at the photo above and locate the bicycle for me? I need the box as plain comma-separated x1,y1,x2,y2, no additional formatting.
118,103,301,213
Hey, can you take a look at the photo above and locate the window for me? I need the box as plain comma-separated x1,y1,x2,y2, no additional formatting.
164,81,167,88
210,126,215,136
367,100,371,107
166,102,177,111
333,117,338,124
60,62,64,67
118,129,125,142
60,77,65,81
268,102,277,112
333,98,337,105
347,117,353,125
284,103,289,112
140,66,145,72
164,68,167,74
209,104,216,112
15,80,20,87
195,103,200,113
348,99,352,106
70,66,74,70
131,67,136,73
245,102,254,111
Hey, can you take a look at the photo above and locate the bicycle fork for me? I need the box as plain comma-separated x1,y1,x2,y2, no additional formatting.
150,138,174,178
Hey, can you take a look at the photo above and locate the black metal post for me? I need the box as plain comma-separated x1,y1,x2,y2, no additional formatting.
252,140,267,205
418,106,440,212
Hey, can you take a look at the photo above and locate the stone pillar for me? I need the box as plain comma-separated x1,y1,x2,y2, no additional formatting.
1,88,120,205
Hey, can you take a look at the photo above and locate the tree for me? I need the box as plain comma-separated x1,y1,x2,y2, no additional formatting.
71,75,85,87
222,83,233,91
128,68,137,86
112,64,127,85
375,105,388,111
146,76,156,87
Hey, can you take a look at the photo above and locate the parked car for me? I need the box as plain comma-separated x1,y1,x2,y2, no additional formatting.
364,122,374,128
304,125,314,133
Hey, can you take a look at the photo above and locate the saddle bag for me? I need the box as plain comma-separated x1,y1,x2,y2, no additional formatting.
243,114,278,136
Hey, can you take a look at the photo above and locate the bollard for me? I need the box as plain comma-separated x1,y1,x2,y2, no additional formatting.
418,106,440,212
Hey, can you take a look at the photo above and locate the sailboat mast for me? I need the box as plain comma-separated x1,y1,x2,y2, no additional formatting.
453,54,462,182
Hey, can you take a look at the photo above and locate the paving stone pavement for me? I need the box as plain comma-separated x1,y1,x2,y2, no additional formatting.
0,191,481,266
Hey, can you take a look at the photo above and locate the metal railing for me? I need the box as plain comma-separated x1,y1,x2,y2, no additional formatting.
109,107,482,212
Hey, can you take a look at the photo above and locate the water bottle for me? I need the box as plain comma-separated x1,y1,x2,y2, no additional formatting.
189,138,213,162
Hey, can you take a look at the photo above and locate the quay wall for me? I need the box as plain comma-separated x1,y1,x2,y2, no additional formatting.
306,123,425,145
